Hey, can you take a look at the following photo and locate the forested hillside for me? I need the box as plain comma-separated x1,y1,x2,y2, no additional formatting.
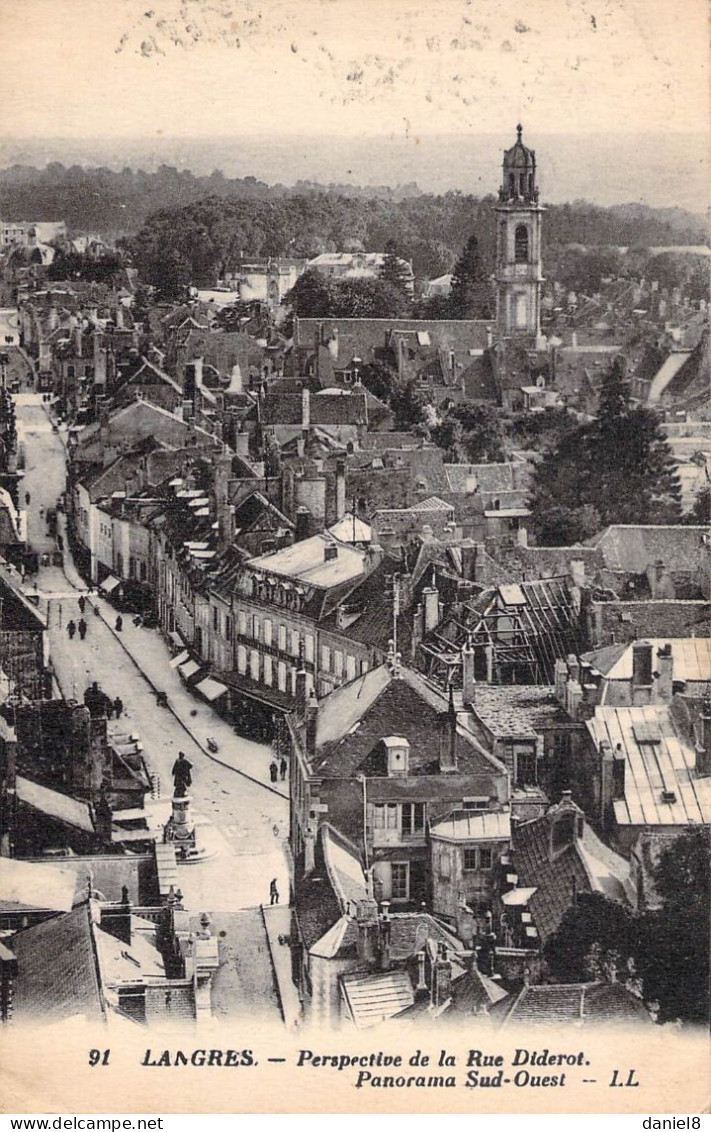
0,162,706,280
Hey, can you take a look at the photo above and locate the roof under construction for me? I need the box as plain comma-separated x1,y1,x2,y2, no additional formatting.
420,576,586,687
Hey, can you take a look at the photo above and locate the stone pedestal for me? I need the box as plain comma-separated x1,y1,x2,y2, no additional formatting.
163,794,205,863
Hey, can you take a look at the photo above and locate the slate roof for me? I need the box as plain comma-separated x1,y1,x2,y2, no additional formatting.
313,665,502,783
472,686,572,739
590,525,709,574
16,776,95,833
512,798,631,944
499,982,651,1027
319,555,414,653
10,902,106,1023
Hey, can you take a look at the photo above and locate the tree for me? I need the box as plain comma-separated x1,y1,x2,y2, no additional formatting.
379,238,412,304
449,234,493,319
544,829,710,1026
284,268,334,317
689,484,711,525
528,361,681,544
544,893,639,985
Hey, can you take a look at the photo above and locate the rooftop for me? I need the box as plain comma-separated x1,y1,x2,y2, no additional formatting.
248,533,366,590
587,704,711,827
472,685,572,739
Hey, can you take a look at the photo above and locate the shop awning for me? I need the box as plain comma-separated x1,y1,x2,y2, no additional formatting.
178,659,201,680
168,631,184,650
195,677,228,702
99,575,121,594
169,649,190,669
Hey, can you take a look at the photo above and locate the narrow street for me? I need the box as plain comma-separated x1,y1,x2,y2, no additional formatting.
13,390,293,1018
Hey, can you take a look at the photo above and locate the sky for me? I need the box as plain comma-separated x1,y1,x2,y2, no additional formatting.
2,0,709,143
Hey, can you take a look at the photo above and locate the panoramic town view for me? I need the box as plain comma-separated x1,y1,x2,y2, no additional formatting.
0,0,708,1040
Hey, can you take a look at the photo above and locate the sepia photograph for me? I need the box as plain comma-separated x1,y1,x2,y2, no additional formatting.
0,0,709,1116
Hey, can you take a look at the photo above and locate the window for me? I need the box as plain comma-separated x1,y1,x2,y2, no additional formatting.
249,649,260,682
263,655,273,686
401,802,425,839
225,615,233,641
462,799,489,811
391,863,409,902
212,606,219,631
479,847,493,870
277,661,287,692
263,618,272,646
346,654,356,681
238,611,247,636
334,650,343,677
514,224,529,264
321,645,331,672
514,743,537,787
278,624,287,651
290,629,300,657
252,614,260,641
464,848,478,872
236,645,247,674
373,803,398,831
304,634,314,663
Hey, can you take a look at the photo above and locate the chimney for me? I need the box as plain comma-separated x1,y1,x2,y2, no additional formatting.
303,828,316,874
334,458,346,525
295,658,308,717
695,698,711,778
632,641,653,705
295,507,311,542
422,576,440,633
439,685,459,773
301,387,311,430
570,558,586,589
554,658,568,704
193,356,204,387
305,688,319,757
234,430,250,457
313,325,321,378
100,885,132,945
115,305,125,330
431,942,453,1008
355,898,379,965
415,949,428,1000
612,743,626,800
462,636,475,706
653,643,674,705
379,902,392,971
230,363,243,394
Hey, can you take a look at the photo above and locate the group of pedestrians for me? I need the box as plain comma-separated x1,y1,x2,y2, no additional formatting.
66,616,88,641
269,756,288,784
83,679,124,720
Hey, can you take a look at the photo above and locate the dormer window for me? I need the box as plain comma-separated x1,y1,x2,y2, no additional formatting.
383,736,410,777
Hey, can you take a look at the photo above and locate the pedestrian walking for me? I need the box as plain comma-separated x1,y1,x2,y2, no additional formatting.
25,491,30,505
115,615,123,632
269,879,279,906
78,617,87,641
67,619,76,640
113,696,123,719
279,756,287,781
78,595,86,614
269,759,278,784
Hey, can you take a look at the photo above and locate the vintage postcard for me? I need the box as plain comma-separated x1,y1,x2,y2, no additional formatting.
0,0,709,1116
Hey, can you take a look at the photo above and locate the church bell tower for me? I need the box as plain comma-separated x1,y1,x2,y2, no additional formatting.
494,125,545,342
